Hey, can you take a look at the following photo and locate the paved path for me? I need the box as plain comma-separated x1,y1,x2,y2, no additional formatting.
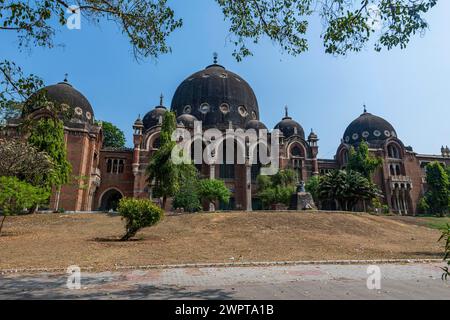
0,263,449,299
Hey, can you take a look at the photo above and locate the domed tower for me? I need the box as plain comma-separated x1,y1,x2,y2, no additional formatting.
22,77,95,125
274,106,317,181
274,106,305,139
22,76,102,211
170,56,259,130
337,106,416,215
142,94,167,132
342,106,397,147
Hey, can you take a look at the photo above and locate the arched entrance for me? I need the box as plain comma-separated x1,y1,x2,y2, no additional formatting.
99,188,123,211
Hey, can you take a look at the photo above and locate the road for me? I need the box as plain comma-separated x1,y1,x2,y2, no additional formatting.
0,262,449,299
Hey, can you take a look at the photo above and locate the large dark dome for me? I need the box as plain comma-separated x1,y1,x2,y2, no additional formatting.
23,80,94,124
171,63,259,129
343,111,397,145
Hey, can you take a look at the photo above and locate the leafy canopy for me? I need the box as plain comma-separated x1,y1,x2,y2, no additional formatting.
0,1,439,118
0,176,49,216
318,169,381,211
118,197,164,240
146,111,178,203
197,179,231,205
173,164,202,212
26,117,71,188
424,161,449,216
100,121,126,149
346,141,382,180
256,169,297,208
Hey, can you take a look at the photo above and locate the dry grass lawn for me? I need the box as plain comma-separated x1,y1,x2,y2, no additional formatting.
0,211,445,271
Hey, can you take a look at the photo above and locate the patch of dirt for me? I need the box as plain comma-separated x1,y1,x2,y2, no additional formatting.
0,211,444,271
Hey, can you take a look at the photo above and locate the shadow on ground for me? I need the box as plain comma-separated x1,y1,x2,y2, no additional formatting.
0,275,233,300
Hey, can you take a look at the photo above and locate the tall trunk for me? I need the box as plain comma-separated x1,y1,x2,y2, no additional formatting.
0,216,6,235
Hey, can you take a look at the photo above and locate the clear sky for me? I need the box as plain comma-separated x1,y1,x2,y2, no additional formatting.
2,0,449,158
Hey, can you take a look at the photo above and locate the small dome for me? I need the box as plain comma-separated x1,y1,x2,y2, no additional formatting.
274,107,305,139
177,114,198,128
143,106,167,130
245,120,267,131
308,129,318,140
343,110,397,145
171,58,259,129
23,80,94,124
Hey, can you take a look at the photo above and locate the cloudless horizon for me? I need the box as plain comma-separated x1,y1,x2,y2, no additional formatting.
2,0,449,158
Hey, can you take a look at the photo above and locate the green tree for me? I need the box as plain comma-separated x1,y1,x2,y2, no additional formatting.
197,179,231,211
346,141,382,180
256,169,297,209
27,117,71,189
99,121,126,149
305,175,320,204
1,1,438,117
424,162,449,217
146,111,178,208
0,176,49,234
173,164,201,212
318,170,381,211
117,197,164,240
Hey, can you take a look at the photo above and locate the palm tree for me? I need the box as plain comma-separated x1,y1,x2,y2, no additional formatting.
318,170,381,211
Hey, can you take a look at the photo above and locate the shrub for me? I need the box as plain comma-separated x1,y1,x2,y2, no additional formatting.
0,176,49,234
417,197,430,215
256,169,297,209
197,179,231,211
118,198,164,240
173,186,201,212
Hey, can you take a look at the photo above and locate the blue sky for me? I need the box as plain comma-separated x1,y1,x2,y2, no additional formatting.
2,0,449,158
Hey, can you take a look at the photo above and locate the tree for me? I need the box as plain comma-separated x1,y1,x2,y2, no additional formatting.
99,121,126,149
1,1,438,116
305,175,320,204
0,176,49,234
117,197,164,240
197,179,231,211
318,170,381,211
173,164,202,212
256,169,297,209
346,141,382,180
0,139,54,187
424,162,449,217
27,117,71,189
146,111,178,209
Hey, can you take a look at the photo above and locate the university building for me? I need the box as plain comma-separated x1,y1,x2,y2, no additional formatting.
2,60,449,214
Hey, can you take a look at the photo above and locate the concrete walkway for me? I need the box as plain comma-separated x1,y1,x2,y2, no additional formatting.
0,262,449,299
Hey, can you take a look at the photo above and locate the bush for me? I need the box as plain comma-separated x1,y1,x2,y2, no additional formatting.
256,169,297,209
197,179,231,211
0,176,49,234
417,197,430,215
173,186,201,212
118,198,164,240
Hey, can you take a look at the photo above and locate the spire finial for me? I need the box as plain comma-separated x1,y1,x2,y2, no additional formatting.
363,104,367,113
284,105,289,118
160,93,164,106
63,73,68,82
213,52,218,64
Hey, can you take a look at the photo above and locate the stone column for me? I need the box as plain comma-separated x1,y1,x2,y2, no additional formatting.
246,161,252,212
209,163,216,211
